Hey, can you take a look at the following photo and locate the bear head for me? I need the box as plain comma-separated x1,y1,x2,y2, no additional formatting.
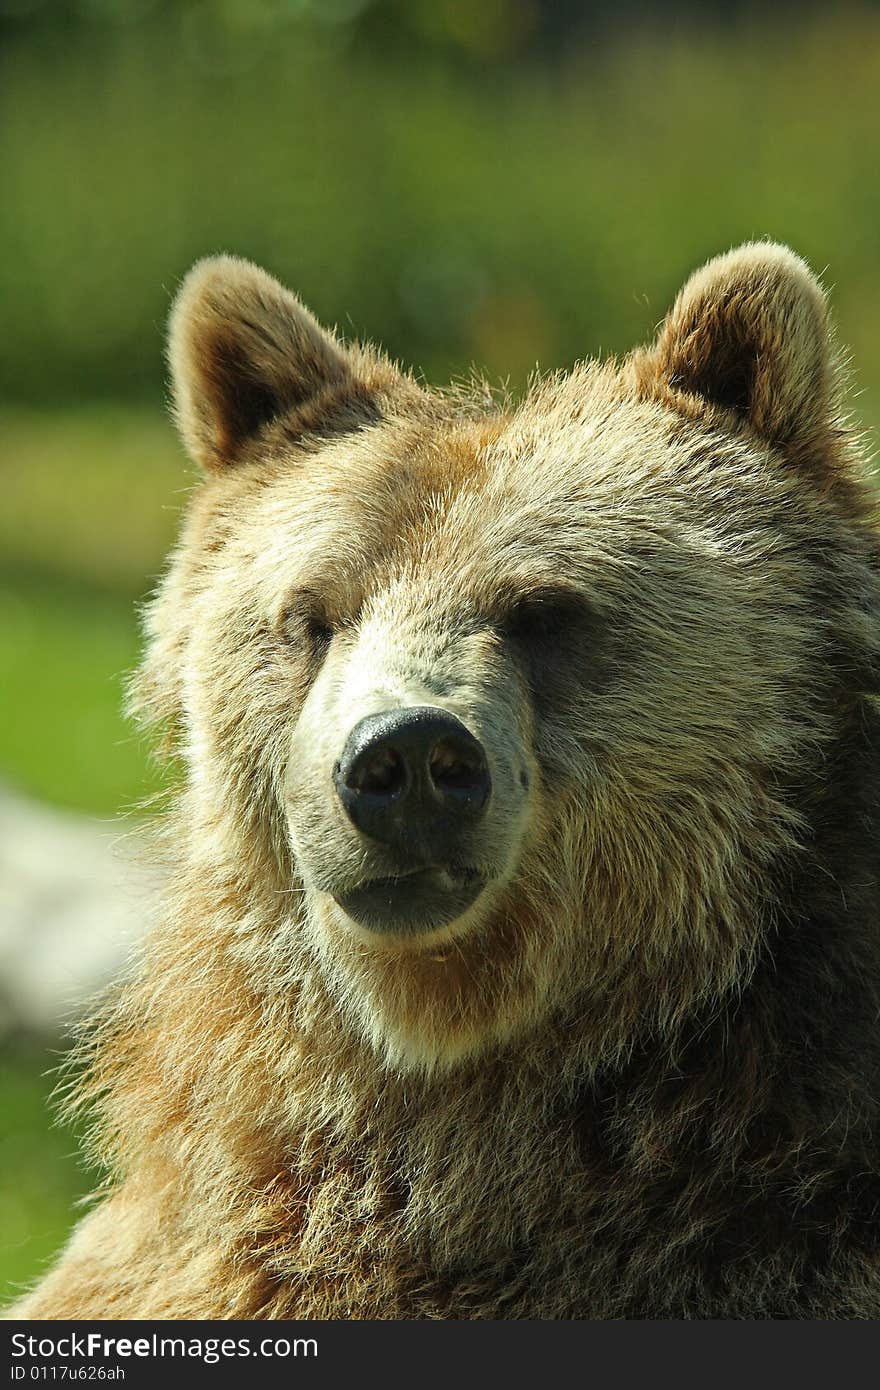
136,243,880,1073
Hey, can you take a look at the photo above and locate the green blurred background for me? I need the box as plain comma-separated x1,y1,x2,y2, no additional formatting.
3,0,880,1304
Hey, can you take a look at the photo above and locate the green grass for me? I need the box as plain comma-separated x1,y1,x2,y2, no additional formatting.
0,407,191,600
0,1048,98,1305
0,581,160,815
0,407,187,814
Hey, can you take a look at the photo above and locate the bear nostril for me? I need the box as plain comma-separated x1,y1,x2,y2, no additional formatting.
348,745,406,797
429,738,485,794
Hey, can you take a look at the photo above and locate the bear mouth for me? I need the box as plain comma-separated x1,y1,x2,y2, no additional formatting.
332,866,486,934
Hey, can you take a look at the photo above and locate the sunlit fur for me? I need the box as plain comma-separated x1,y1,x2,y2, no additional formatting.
11,244,880,1318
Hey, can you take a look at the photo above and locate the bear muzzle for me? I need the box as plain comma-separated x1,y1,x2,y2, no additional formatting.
330,706,492,932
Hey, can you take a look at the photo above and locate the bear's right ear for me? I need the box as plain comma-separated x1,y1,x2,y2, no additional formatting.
168,257,377,470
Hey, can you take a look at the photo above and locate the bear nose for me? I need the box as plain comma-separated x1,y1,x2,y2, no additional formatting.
334,707,491,853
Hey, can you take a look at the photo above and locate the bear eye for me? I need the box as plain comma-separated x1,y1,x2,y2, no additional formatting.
305,611,334,652
503,586,587,645
276,592,334,657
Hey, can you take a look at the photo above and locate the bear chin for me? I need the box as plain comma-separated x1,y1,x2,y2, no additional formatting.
303,887,553,1074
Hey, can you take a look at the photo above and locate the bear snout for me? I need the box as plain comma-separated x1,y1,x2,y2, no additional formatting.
329,706,492,933
334,706,491,848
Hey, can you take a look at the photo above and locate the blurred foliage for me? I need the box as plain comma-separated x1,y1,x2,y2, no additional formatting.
2,0,880,1298
1,3,880,408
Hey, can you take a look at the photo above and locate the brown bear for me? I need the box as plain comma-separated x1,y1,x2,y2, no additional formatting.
10,243,880,1319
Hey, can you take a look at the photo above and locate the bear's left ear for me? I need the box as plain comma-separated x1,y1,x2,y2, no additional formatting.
168,256,395,471
633,242,839,466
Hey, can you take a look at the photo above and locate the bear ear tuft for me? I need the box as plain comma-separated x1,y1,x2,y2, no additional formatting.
637,242,837,460
168,256,367,470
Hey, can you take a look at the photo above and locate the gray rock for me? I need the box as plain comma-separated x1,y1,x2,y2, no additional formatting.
0,787,157,1037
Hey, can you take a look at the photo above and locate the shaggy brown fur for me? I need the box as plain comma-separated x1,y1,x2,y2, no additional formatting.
10,243,880,1319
